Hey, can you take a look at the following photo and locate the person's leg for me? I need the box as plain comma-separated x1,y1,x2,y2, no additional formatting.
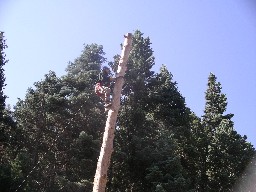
102,86,111,107
102,86,111,103
104,87,111,103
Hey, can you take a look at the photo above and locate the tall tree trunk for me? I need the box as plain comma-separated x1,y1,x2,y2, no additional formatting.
93,33,132,192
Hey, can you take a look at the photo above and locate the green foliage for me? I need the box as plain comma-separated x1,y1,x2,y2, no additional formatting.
106,31,191,192
1,31,254,192
0,33,8,147
12,44,106,191
0,32,7,114
0,33,24,192
66,43,105,75
192,73,255,191
67,131,100,181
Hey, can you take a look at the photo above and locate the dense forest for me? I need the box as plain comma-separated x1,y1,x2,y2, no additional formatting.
0,30,255,192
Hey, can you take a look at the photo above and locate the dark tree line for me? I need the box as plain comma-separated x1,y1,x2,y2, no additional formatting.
0,30,255,192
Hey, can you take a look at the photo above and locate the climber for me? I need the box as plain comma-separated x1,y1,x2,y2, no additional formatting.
95,66,115,108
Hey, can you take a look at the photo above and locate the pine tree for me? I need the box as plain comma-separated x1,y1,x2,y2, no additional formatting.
0,32,8,149
146,65,194,191
107,30,157,191
0,32,23,192
56,43,107,190
10,31,255,192
107,31,190,191
198,73,255,191
14,71,68,191
13,44,107,191
0,32,6,112
64,43,106,138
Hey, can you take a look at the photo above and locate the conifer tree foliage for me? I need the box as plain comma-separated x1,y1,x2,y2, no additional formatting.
107,30,158,191
147,65,198,190
14,71,71,191
0,32,7,114
107,31,191,191
195,73,255,191
0,32,9,148
64,43,106,138
13,44,107,191
147,65,192,146
0,32,22,192
5,31,255,192
0,32,7,154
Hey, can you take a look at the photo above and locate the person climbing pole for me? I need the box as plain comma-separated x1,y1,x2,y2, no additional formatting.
95,66,115,108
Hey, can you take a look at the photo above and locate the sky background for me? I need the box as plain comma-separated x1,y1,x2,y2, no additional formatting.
0,0,255,146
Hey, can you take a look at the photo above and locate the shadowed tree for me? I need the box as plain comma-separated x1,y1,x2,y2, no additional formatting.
197,73,255,191
107,31,191,192
0,32,22,192
7,31,255,192
13,44,107,191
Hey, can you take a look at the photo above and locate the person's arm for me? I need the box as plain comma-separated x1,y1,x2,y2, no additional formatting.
110,76,115,81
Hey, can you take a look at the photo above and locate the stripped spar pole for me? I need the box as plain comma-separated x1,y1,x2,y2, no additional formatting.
92,33,133,192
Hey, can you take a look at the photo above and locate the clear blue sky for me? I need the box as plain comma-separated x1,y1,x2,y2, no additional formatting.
0,0,255,146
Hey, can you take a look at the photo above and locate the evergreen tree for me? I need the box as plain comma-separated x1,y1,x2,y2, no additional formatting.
107,31,190,191
62,43,106,188
64,43,106,138
189,112,205,191
13,44,106,191
14,71,69,191
108,30,157,191
197,73,255,191
0,32,7,114
8,31,255,192
0,32,8,152
147,65,192,148
146,65,195,191
0,32,23,192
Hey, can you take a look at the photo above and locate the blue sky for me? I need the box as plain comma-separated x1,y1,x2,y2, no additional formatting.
0,0,256,146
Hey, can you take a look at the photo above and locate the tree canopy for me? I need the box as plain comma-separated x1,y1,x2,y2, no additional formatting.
0,30,255,192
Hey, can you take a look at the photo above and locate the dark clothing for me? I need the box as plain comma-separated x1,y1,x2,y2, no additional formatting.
98,72,111,87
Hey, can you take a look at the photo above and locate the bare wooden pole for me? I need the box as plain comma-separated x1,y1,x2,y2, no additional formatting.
92,33,133,192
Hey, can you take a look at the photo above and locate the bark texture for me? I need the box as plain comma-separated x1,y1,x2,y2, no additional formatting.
93,33,132,192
